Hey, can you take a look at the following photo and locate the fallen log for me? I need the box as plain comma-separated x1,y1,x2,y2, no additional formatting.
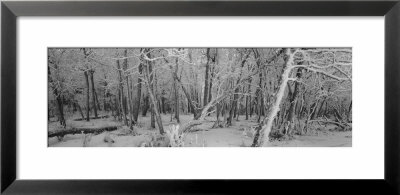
48,126,118,138
73,115,110,121
308,119,349,129
179,120,206,133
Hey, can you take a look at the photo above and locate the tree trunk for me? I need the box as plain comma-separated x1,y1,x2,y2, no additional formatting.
256,68,265,123
257,91,264,123
250,99,254,117
116,60,128,125
109,95,113,115
236,93,241,121
48,65,66,127
312,97,325,119
173,57,180,122
227,51,250,126
133,63,142,122
234,94,238,119
142,95,149,116
56,95,66,127
84,71,90,121
284,67,303,135
347,101,352,122
302,99,321,134
208,65,214,103
95,88,101,111
254,49,296,147
125,71,134,127
161,96,166,114
149,67,156,129
186,94,191,113
103,74,108,111
227,82,239,126
172,66,200,119
255,50,264,123
245,79,252,120
89,70,98,118
151,105,156,128
216,103,221,124
123,49,135,128
115,94,121,120
203,48,211,107
208,49,218,103
103,92,107,111
144,55,164,134
75,101,85,120
49,126,118,138
317,100,327,117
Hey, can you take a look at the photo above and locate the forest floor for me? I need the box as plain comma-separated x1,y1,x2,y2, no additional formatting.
48,113,352,147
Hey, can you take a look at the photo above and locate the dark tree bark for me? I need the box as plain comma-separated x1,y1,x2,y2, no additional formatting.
254,49,264,123
103,73,108,111
284,67,303,135
72,101,77,112
110,95,114,117
81,48,92,121
49,126,118,138
126,74,134,127
89,70,98,118
171,64,200,119
203,48,211,107
151,105,156,128
48,64,66,127
161,96,167,114
133,63,142,122
56,94,66,127
144,53,164,134
186,95,191,113
228,88,240,125
298,91,306,118
235,91,241,121
257,92,265,123
84,71,90,121
347,101,352,122
123,49,135,128
116,60,128,125
115,95,122,121
142,95,149,116
245,77,252,120
208,57,215,104
173,57,180,122
150,67,157,129
95,87,101,111
75,101,85,120
227,51,250,126
250,99,254,117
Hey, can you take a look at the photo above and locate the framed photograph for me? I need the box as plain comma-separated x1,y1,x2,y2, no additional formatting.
2,0,399,194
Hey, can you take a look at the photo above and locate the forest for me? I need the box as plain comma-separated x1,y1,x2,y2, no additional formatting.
48,48,352,147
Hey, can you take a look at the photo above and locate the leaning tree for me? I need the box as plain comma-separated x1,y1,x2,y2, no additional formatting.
253,48,352,147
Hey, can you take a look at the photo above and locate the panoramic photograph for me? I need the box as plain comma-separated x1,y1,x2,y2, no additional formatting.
48,48,352,147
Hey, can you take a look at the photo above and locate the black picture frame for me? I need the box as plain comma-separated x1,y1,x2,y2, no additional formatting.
1,0,399,194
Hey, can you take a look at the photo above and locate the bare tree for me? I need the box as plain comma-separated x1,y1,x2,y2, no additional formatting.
254,48,352,146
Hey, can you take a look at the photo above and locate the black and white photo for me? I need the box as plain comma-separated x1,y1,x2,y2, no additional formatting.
48,48,352,147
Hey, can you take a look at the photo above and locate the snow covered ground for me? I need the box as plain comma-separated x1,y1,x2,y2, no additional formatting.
48,114,352,147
